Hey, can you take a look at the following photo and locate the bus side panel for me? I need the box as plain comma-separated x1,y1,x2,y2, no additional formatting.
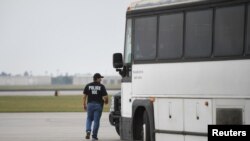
156,133,184,141
132,60,250,97
246,100,250,124
185,135,206,141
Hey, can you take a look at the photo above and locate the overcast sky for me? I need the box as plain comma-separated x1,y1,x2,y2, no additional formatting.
0,0,133,76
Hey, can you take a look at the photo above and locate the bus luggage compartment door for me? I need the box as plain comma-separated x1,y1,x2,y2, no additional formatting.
184,99,212,133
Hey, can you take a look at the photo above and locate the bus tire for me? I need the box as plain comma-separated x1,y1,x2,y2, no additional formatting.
134,110,151,141
115,124,120,136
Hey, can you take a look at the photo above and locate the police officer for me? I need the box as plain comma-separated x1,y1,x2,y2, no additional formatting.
83,73,108,141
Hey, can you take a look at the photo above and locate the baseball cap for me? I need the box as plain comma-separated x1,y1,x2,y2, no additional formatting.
93,73,104,79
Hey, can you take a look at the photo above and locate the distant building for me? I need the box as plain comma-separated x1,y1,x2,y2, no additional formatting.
0,75,121,86
102,75,121,86
0,76,51,85
72,75,121,86
72,74,92,85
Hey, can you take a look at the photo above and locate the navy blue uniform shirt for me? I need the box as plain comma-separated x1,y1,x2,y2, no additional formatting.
84,82,108,105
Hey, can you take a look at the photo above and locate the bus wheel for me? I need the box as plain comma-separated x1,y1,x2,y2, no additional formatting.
115,124,120,136
142,111,150,141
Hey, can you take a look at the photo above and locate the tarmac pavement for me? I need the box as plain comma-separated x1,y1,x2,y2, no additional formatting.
0,112,120,141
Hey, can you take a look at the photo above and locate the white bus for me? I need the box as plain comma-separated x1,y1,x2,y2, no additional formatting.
109,0,250,141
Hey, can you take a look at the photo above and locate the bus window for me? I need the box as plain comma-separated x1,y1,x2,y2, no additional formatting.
185,9,212,58
246,4,250,55
124,19,132,64
134,16,157,61
158,13,183,60
214,5,245,57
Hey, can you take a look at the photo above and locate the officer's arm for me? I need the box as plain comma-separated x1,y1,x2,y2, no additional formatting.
102,85,108,104
83,94,87,110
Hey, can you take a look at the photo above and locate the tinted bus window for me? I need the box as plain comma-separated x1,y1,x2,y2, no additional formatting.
246,4,250,55
185,9,212,58
134,17,157,61
214,5,245,57
158,13,183,59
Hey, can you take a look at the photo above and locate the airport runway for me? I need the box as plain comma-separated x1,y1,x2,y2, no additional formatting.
0,112,120,141
0,90,119,96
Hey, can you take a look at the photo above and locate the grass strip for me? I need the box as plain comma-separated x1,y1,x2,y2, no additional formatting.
0,95,110,112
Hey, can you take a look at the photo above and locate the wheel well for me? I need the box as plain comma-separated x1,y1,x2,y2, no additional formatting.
133,106,146,139
132,100,155,141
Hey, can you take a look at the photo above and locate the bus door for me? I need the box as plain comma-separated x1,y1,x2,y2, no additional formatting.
122,18,133,118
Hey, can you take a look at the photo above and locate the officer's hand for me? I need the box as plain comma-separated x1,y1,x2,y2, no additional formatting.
83,104,87,111
104,100,108,105
103,96,108,105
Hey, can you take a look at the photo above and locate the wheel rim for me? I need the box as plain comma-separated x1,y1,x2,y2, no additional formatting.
143,124,146,141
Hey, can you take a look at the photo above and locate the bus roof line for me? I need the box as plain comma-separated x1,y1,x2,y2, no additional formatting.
128,0,207,11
